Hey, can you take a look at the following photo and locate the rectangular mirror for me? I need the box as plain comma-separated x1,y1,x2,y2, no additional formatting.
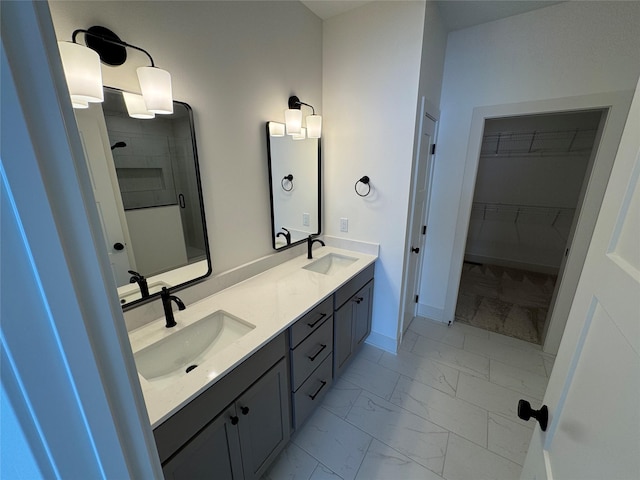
266,122,321,250
75,88,211,308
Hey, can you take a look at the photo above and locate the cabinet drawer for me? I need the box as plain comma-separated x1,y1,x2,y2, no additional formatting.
292,355,333,429
334,263,375,309
290,296,333,347
291,318,333,391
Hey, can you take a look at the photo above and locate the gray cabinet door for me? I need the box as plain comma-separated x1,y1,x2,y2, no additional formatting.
334,299,354,378
236,359,290,480
162,405,243,480
353,280,373,349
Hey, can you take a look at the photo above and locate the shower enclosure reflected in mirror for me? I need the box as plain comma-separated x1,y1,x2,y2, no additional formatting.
74,88,211,308
266,122,321,250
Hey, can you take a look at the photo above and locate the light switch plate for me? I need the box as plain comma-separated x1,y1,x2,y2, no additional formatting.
303,213,310,226
340,218,348,232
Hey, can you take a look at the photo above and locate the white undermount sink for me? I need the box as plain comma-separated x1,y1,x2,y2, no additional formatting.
133,311,255,382
303,253,358,275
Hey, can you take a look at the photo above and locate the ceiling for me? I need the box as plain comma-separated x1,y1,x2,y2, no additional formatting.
300,0,563,31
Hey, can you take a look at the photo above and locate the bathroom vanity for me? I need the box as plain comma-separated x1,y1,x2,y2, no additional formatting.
128,247,376,479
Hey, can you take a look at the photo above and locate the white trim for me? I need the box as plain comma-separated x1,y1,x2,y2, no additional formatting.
417,304,446,323
1,2,161,477
365,331,398,354
442,91,634,355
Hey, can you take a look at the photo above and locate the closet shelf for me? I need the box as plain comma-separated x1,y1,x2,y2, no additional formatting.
471,202,575,226
481,128,596,157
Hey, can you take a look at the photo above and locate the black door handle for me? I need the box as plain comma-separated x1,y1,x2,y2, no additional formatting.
113,242,124,251
517,399,548,431
411,246,420,253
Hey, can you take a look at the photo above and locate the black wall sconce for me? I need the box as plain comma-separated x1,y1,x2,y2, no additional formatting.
355,176,371,197
284,95,322,139
58,25,173,117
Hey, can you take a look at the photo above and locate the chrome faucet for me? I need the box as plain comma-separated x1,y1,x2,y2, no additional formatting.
307,235,325,259
160,287,185,328
276,227,292,245
128,270,150,298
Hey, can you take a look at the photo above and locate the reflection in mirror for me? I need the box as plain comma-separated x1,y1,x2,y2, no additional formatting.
74,88,211,308
266,122,321,250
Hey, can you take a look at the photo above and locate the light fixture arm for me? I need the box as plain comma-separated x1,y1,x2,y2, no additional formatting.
288,95,316,115
71,26,155,67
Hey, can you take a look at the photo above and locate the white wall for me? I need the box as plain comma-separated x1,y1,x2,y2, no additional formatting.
323,1,446,351
421,1,640,322
49,1,322,275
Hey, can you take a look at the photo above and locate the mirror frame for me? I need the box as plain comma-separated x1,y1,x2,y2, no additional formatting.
101,87,212,310
265,122,322,251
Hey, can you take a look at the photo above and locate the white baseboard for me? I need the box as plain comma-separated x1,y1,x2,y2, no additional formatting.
365,330,397,354
417,303,445,323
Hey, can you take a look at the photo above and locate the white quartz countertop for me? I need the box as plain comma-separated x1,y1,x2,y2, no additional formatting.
128,246,377,428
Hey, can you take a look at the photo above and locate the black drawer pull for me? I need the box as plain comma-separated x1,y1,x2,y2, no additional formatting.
240,406,250,415
307,344,327,362
308,380,327,400
230,416,239,425
307,312,327,329
353,296,364,304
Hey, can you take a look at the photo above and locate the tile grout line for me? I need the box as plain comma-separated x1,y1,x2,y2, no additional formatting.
326,390,449,478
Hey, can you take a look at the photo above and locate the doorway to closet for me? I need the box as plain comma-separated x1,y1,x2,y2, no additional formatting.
454,110,604,344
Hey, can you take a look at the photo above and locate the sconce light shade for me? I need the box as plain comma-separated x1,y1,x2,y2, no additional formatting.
269,122,285,137
58,41,103,109
123,92,155,119
292,128,306,140
306,115,322,138
137,66,173,114
285,108,302,135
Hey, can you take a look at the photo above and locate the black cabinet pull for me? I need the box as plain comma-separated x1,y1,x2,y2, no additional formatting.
240,406,250,415
307,312,327,329
308,380,327,401
178,193,185,208
411,246,420,253
113,242,124,251
517,400,548,431
230,415,239,425
307,344,327,362
353,296,363,304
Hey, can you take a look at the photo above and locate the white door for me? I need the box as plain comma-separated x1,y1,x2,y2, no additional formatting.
402,112,436,333
521,80,640,479
74,106,135,286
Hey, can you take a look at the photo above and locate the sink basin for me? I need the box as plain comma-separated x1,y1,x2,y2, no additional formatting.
303,253,357,275
134,311,255,381
119,281,170,305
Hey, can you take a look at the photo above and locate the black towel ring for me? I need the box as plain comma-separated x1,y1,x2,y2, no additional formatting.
281,174,294,192
355,176,371,197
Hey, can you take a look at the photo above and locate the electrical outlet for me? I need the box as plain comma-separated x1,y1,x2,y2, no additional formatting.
340,218,348,232
302,213,310,226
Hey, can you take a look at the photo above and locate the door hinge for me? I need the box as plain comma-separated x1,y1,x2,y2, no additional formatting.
565,248,570,257
415,295,419,304
422,225,427,235
431,144,436,155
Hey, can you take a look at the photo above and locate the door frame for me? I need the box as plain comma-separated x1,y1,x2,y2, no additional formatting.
442,91,634,354
398,95,439,349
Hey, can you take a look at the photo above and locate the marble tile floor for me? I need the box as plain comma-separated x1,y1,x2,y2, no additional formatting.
454,262,558,344
263,317,555,480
